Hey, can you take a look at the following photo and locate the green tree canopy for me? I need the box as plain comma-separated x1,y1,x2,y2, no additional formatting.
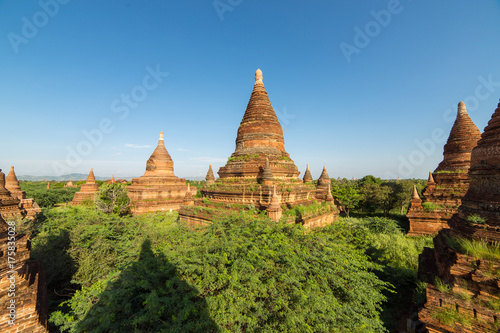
94,183,130,216
331,180,361,217
50,213,389,332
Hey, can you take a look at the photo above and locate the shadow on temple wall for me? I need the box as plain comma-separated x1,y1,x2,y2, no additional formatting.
76,239,219,332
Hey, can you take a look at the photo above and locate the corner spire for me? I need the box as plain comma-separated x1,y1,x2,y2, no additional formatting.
427,171,435,184
267,185,282,221
326,184,334,203
6,166,21,192
412,184,420,200
318,166,331,188
0,169,12,197
261,157,274,185
303,164,313,183
205,163,215,185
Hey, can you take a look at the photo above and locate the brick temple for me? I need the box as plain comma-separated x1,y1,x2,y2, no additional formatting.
407,102,481,236
0,215,48,332
179,69,338,226
127,132,196,214
70,168,100,205
0,168,41,220
417,100,500,332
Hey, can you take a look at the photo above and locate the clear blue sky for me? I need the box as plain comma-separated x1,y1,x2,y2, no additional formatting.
1,0,500,180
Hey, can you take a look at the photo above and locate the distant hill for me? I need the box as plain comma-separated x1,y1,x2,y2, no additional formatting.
19,174,204,182
19,174,133,181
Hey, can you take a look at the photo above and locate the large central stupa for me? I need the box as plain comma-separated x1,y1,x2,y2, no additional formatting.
217,69,300,180
180,69,338,226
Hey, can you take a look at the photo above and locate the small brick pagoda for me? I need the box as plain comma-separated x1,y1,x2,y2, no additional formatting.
179,69,338,227
4,166,41,218
0,168,42,220
407,102,481,236
127,132,196,214
70,168,100,205
417,100,500,332
0,216,48,332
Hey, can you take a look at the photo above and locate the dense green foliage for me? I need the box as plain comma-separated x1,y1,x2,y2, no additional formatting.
94,183,130,216
32,207,391,332
22,176,433,333
325,217,433,331
331,177,426,218
20,181,79,208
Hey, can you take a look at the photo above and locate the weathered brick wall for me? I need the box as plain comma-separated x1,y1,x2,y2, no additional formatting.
0,219,48,332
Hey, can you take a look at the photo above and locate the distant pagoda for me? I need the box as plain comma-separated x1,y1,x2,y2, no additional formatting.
179,69,338,226
407,102,481,236
70,168,100,205
127,132,196,214
417,100,500,332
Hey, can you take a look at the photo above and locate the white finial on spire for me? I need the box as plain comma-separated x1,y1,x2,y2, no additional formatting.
255,69,263,83
458,101,467,115
159,131,164,140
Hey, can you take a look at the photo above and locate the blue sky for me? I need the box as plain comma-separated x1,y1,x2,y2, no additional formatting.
1,0,500,180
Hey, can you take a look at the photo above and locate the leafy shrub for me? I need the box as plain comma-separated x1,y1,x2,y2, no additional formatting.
432,307,471,328
466,214,487,224
94,183,130,216
446,236,500,261
422,202,442,212
434,278,451,293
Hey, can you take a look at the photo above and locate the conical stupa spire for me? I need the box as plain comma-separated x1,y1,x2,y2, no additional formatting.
427,171,435,184
412,184,420,200
470,99,500,167
234,69,285,156
205,164,215,185
319,166,330,180
183,183,195,206
261,157,274,184
436,101,481,172
460,100,500,224
303,164,313,183
216,70,300,180
111,175,115,184
267,185,282,221
318,166,331,187
144,131,174,176
326,184,334,203
86,168,96,184
0,169,12,197
6,166,21,192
